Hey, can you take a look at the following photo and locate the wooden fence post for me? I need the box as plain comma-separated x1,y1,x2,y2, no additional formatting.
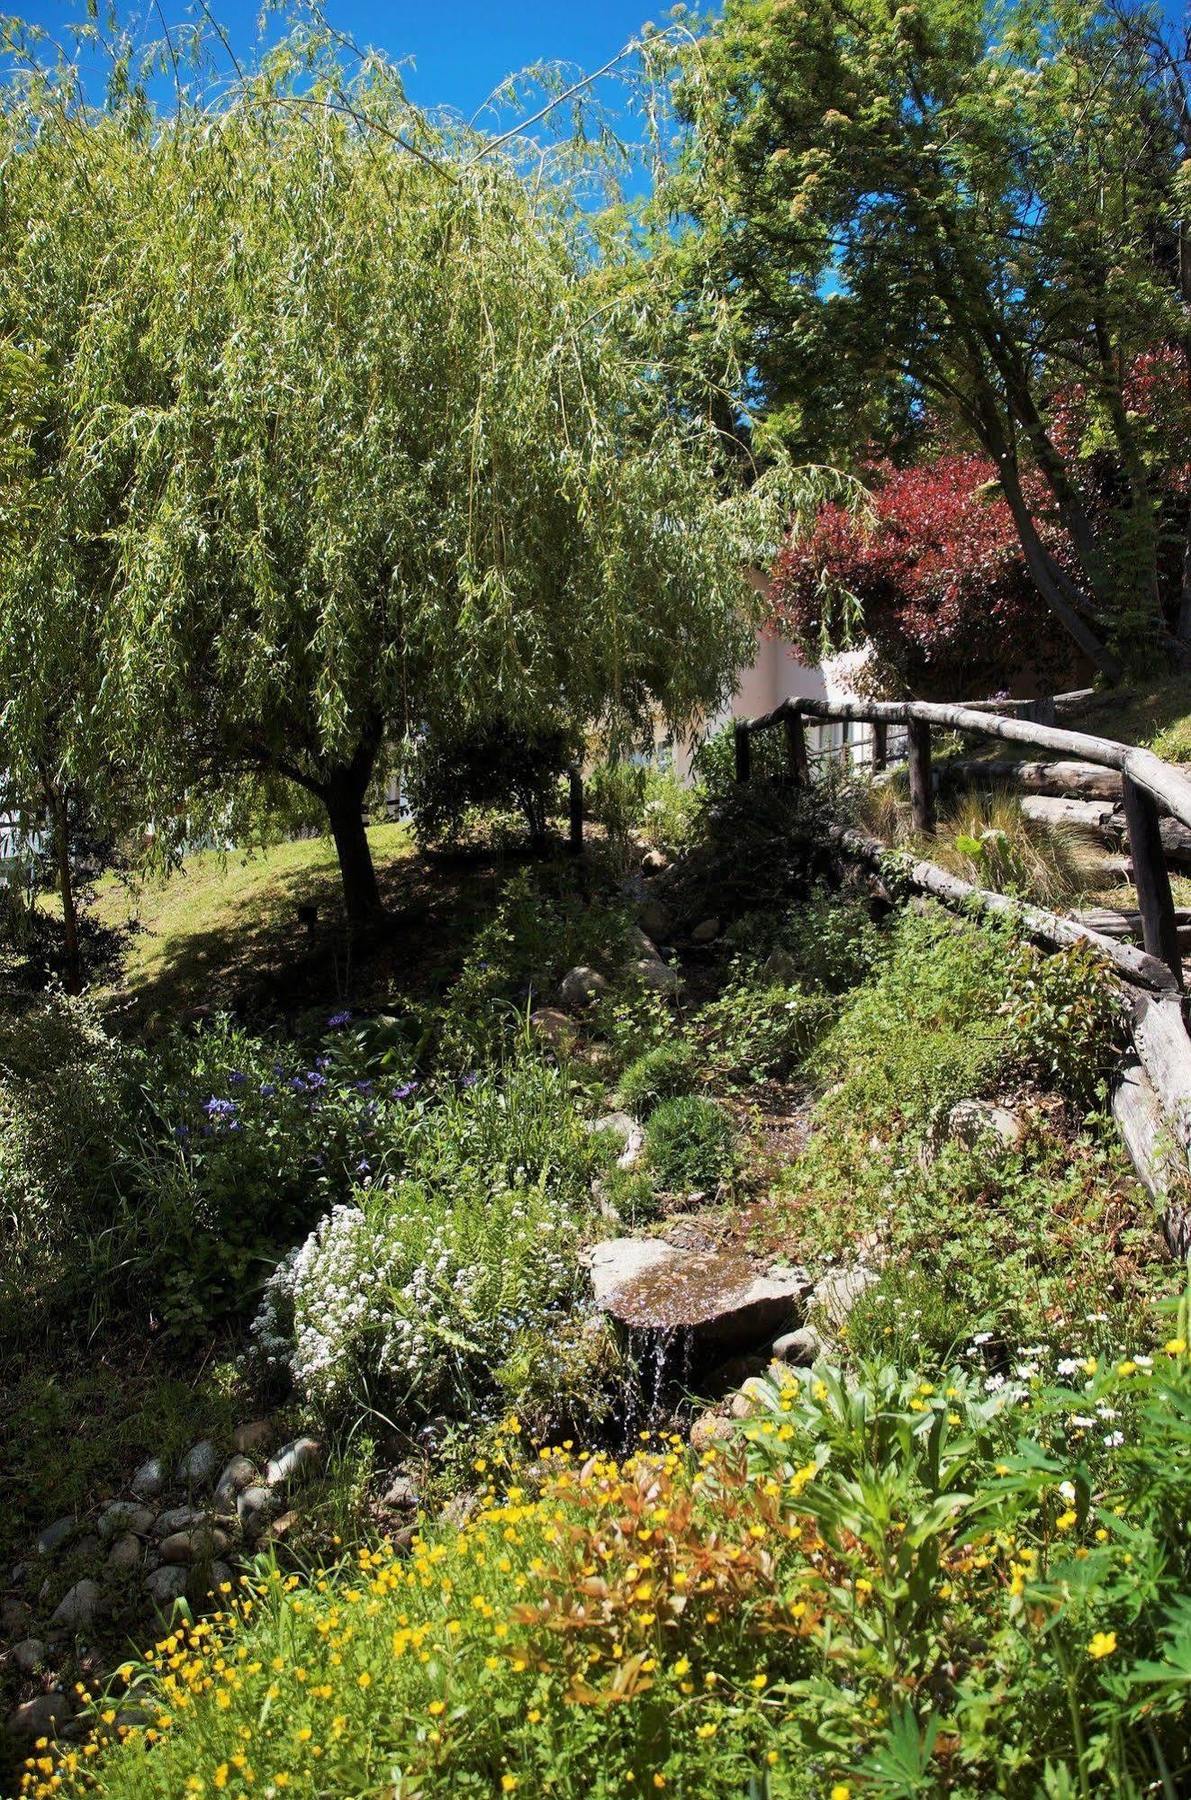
908,719,935,835
1122,771,1183,987
568,768,584,855
871,720,888,772
783,707,810,786
734,721,752,784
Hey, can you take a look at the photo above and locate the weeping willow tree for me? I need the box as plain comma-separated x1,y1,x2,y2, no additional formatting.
0,19,824,922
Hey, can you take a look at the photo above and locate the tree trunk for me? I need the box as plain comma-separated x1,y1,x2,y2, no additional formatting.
51,789,82,996
325,776,382,926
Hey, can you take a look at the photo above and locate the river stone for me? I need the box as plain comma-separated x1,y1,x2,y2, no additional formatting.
382,1474,419,1511
638,900,671,942
630,955,680,996
153,1507,206,1538
690,917,721,944
50,1579,101,1632
947,1098,1028,1153
236,1486,277,1535
231,1420,273,1455
106,1533,143,1574
12,1638,46,1675
6,1691,72,1740
813,1265,879,1327
264,1438,322,1489
97,1502,155,1544
214,1456,257,1510
159,1527,229,1565
131,1456,166,1500
1,1596,32,1635
36,1517,76,1557
771,1326,824,1367
144,1566,188,1609
206,1562,234,1596
177,1440,220,1488
528,1007,575,1049
641,848,669,875
688,1411,733,1454
587,1238,810,1355
558,965,608,1007
588,1112,646,1171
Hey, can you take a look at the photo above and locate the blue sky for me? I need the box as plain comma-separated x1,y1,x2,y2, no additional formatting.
12,2,661,120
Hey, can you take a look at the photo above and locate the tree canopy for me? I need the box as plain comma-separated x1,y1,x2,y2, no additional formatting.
670,0,1191,679
1,22,793,919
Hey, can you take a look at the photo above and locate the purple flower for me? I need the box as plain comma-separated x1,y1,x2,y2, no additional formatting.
204,1096,238,1120
354,1079,374,1094
288,1076,307,1093
173,1123,190,1141
327,1010,352,1030
356,1158,372,1176
315,1054,331,1072
259,1082,276,1098
304,1071,327,1092
460,1071,480,1089
228,1071,247,1086
391,1081,419,1102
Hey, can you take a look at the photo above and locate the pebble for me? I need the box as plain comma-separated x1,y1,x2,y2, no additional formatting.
1,1596,33,1635
264,1438,322,1489
690,916,721,943
153,1507,206,1538
36,1517,76,1557
214,1455,257,1510
6,1691,72,1740
231,1420,273,1455
558,965,608,1007
236,1486,277,1534
50,1579,101,1632
176,1440,221,1488
11,1637,46,1675
771,1326,824,1367
144,1566,188,1608
206,1561,234,1596
106,1533,143,1574
131,1456,166,1500
382,1474,419,1511
159,1527,229,1565
97,1502,156,1543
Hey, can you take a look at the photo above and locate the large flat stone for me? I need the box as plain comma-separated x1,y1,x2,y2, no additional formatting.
587,1238,810,1355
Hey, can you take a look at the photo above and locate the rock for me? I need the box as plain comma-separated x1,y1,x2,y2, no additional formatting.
50,1579,101,1632
382,1474,419,1512
690,917,721,944
6,1692,72,1741
771,1326,824,1367
813,1265,879,1328
231,1420,273,1455
159,1527,229,1565
441,1492,478,1530
588,1111,646,1171
559,965,608,1008
206,1562,234,1596
153,1507,206,1538
590,1178,622,1226
11,1638,46,1675
214,1456,257,1510
74,1534,101,1565
947,1098,1028,1153
176,1440,220,1488
36,1517,76,1557
1,1596,33,1636
264,1438,322,1489
688,1412,733,1454
105,1533,143,1574
641,848,670,875
97,1502,155,1544
144,1566,188,1609
261,1511,297,1543
236,1486,277,1536
630,956,680,996
587,1238,811,1355
761,948,798,985
131,1456,166,1500
528,1007,575,1049
638,900,672,942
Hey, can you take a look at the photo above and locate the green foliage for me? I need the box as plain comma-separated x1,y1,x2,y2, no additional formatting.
405,721,578,849
251,1053,602,1424
1003,940,1126,1106
696,979,834,1084
618,1041,699,1115
646,1093,738,1192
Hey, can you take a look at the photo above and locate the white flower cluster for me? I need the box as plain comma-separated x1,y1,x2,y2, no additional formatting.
251,1175,588,1413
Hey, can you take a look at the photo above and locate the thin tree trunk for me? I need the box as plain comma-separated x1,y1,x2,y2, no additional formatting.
51,788,82,996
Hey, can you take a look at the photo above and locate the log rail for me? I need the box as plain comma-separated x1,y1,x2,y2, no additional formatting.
734,694,1191,994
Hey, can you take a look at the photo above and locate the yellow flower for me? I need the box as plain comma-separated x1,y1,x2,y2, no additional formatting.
356,1673,372,1689
501,1778,519,1793
831,1787,851,1800
428,1700,446,1717
1164,1337,1187,1355
213,1768,228,1792
1056,1509,1078,1531
695,1722,717,1740
653,1779,667,1791
1088,1630,1118,1660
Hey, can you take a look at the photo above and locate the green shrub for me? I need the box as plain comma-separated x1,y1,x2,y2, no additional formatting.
640,765,699,851
1002,938,1125,1105
696,979,834,1083
405,720,578,848
618,1041,699,1115
646,1093,737,1192
586,758,647,855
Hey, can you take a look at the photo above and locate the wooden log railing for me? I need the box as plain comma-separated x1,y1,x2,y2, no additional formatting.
734,693,1191,994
